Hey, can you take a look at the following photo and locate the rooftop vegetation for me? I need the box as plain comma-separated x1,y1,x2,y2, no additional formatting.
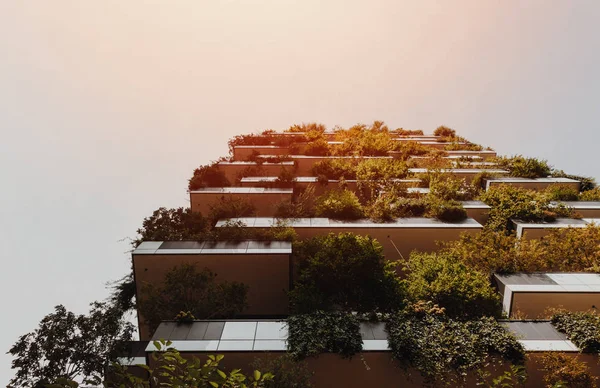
551,310,600,353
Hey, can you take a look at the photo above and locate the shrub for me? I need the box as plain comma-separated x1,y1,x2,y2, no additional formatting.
311,159,356,180
394,128,424,136
333,121,393,156
386,302,525,385
392,141,432,158
289,233,404,313
287,122,326,133
355,158,409,200
433,125,456,137
479,185,560,232
365,192,397,222
551,311,600,353
275,186,316,218
580,187,600,201
425,198,468,223
403,252,502,319
493,155,551,178
539,353,597,388
429,177,479,201
544,184,580,201
188,163,230,190
133,207,209,247
552,170,596,192
394,197,428,217
251,355,313,388
314,190,364,220
207,197,256,224
138,264,248,335
287,311,363,360
444,142,483,151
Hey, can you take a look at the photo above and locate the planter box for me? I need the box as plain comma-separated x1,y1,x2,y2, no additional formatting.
461,200,491,224
217,217,482,261
485,177,581,191
551,201,600,218
132,241,291,340
446,150,497,160
190,187,293,217
409,168,508,183
495,273,600,318
232,145,290,161
511,218,589,239
216,161,295,183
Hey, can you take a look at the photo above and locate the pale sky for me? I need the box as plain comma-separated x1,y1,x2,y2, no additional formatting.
1,0,599,384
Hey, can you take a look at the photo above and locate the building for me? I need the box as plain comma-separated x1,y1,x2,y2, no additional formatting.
121,126,599,387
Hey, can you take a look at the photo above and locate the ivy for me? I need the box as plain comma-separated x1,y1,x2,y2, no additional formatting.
386,302,525,386
287,312,363,360
551,311,600,353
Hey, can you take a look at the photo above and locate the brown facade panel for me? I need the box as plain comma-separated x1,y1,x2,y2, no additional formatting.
511,292,600,319
190,191,293,217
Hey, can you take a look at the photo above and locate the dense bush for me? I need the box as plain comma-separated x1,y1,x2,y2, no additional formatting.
314,189,364,220
311,159,356,180
544,183,580,201
539,353,597,388
287,122,327,133
251,355,313,388
386,302,525,386
138,264,248,335
425,198,468,222
403,252,502,319
289,233,404,313
429,177,479,201
134,207,209,247
189,163,231,191
275,186,316,218
391,140,432,157
207,197,256,224
287,311,363,360
333,121,393,156
552,169,596,192
440,226,600,274
365,192,398,222
433,125,456,137
493,155,551,178
355,158,409,200
394,197,428,217
580,187,600,201
551,311,600,353
479,185,564,232
393,128,424,136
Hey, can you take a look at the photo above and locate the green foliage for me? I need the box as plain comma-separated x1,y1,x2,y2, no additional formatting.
208,197,256,224
440,226,600,275
392,141,432,158
429,177,479,201
580,187,600,201
8,303,134,388
433,125,456,137
544,184,580,201
311,159,356,180
109,341,273,388
303,130,330,156
365,192,398,222
210,220,298,242
403,252,502,319
552,170,596,192
551,311,600,353
289,233,404,313
287,122,326,133
386,302,525,386
189,164,231,191
394,197,428,217
539,353,597,388
275,186,315,218
314,189,364,220
393,128,424,136
477,365,527,388
425,197,468,223
287,312,363,360
355,158,408,200
493,155,552,178
138,264,248,335
134,207,209,247
251,355,313,388
333,121,393,156
479,185,562,232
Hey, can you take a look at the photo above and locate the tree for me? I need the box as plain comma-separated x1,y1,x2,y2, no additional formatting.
402,252,502,319
7,302,134,388
138,264,248,334
133,207,209,248
189,163,231,191
433,126,456,137
289,233,404,313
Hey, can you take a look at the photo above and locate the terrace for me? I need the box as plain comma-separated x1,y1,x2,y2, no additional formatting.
485,177,581,191
189,187,293,217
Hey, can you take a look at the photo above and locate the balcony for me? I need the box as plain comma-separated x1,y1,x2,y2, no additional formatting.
485,177,581,191
495,273,600,319
511,218,590,239
216,217,482,260
216,161,295,183
408,168,508,182
190,187,293,217
132,240,292,339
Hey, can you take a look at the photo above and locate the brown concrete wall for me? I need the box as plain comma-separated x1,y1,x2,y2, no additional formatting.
217,163,296,183
233,146,290,161
190,191,292,217
568,208,600,218
147,351,600,388
446,150,497,160
133,253,290,340
255,225,481,261
511,292,600,318
465,208,489,225
488,181,581,192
